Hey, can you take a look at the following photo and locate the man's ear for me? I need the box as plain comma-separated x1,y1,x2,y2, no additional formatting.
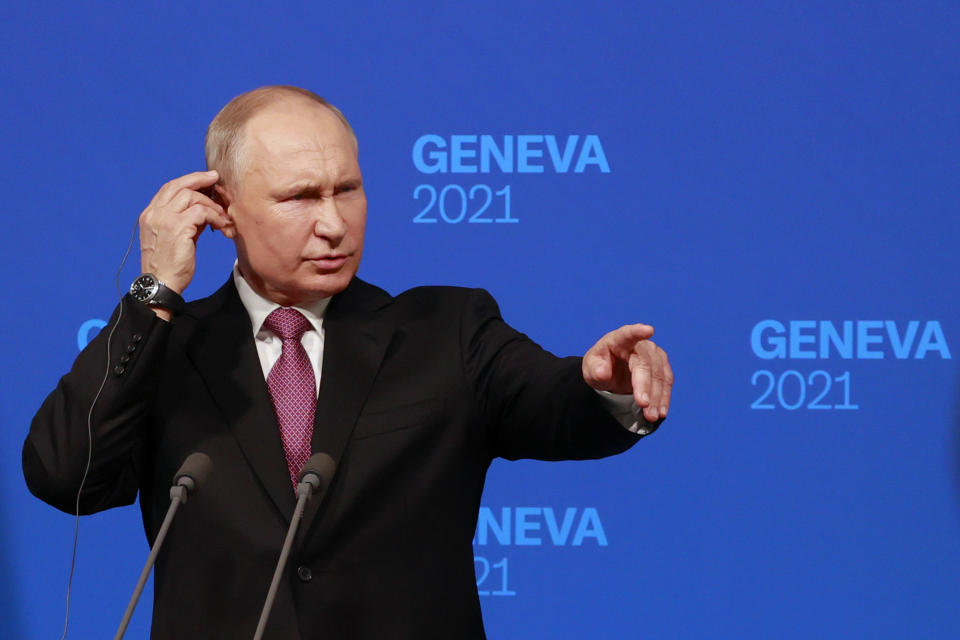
213,184,238,239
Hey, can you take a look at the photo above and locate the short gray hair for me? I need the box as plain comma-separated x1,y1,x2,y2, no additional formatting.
204,85,357,185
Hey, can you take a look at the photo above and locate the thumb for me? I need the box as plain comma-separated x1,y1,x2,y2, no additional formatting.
592,358,610,379
583,344,614,387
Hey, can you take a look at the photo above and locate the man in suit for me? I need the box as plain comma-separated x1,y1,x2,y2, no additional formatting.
24,86,673,638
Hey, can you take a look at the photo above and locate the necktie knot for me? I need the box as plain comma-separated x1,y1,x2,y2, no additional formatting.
264,307,312,342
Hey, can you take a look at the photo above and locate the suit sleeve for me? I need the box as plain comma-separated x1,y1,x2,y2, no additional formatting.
23,296,172,514
460,289,644,461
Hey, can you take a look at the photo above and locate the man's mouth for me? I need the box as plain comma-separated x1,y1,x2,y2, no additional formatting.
307,254,349,271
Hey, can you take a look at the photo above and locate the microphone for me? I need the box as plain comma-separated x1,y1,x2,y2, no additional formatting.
173,452,213,495
296,452,336,501
253,453,336,640
114,453,213,640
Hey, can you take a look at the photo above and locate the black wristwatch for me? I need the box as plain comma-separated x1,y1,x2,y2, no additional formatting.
129,273,185,313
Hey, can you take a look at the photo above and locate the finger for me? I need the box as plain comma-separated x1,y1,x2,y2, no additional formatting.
643,404,660,423
155,170,220,206
648,349,664,421
187,190,226,217
605,323,655,357
629,350,652,408
659,351,674,418
629,350,661,423
170,187,226,217
181,203,230,232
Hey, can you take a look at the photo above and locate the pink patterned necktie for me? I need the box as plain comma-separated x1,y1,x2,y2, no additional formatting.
263,308,316,490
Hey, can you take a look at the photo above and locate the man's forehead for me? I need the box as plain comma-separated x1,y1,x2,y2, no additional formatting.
244,101,351,155
235,104,359,189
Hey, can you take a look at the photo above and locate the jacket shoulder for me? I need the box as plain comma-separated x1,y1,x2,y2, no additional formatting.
392,285,493,305
390,285,502,321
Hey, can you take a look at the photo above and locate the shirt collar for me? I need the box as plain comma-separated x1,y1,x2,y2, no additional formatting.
233,262,330,338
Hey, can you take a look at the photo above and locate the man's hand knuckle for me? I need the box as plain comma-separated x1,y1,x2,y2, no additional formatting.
174,189,193,208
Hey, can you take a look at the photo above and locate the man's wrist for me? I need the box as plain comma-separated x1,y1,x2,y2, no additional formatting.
595,390,658,435
130,273,185,315
150,307,173,322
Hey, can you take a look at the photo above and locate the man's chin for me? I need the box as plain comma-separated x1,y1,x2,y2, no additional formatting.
299,270,355,301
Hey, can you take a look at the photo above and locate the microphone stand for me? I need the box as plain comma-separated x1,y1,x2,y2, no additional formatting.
114,481,190,639
252,476,319,640
114,452,210,640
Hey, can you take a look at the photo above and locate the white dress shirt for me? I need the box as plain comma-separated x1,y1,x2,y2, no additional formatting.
234,264,329,395
232,265,651,435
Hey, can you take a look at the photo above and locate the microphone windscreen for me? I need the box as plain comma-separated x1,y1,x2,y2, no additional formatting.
298,452,336,492
173,452,213,491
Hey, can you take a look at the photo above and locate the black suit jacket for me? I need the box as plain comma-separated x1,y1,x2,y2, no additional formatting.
24,277,645,639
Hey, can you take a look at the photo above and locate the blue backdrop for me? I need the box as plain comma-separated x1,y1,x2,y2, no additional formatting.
2,2,958,637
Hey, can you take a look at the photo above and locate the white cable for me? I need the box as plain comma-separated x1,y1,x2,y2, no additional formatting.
60,218,139,640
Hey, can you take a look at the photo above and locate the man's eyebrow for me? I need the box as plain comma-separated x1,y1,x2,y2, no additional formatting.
272,181,321,197
271,176,363,199
336,177,363,191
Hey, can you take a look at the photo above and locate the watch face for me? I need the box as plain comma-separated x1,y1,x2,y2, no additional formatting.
131,274,158,302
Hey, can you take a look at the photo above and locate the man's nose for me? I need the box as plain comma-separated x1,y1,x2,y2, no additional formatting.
312,199,347,244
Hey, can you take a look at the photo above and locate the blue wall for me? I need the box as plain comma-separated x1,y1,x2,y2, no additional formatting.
2,2,958,637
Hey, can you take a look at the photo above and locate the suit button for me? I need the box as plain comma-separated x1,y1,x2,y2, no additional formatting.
113,365,126,377
126,343,137,353
120,354,131,364
131,333,143,343
296,566,312,583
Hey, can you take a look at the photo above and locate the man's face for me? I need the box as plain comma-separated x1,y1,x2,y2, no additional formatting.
223,99,366,306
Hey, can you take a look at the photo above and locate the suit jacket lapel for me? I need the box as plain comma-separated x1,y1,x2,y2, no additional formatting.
300,277,395,532
182,279,297,521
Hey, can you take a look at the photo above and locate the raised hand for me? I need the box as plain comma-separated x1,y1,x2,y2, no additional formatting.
138,170,231,300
